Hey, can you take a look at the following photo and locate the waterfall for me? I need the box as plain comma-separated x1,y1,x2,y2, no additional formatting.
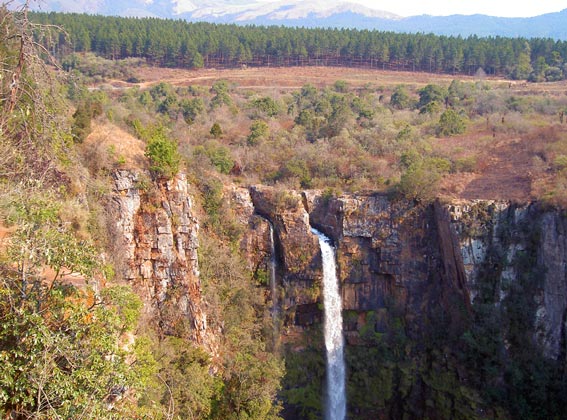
311,228,346,420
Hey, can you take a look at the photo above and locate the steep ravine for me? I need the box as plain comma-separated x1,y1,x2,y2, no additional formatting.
109,175,567,419
243,186,567,419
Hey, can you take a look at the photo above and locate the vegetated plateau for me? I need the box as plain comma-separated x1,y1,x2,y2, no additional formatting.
1,5,567,420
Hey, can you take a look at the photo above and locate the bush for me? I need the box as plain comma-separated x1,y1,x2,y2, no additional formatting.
247,120,270,145
194,141,234,175
210,122,223,138
251,96,280,117
437,109,467,137
390,85,412,110
418,84,448,113
398,157,451,202
144,131,181,179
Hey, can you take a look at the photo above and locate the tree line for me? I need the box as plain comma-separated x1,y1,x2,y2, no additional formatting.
32,12,567,80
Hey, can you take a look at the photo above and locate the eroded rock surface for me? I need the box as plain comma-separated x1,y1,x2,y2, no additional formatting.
109,170,210,347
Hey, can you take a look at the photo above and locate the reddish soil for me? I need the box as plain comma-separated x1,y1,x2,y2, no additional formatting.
132,65,484,91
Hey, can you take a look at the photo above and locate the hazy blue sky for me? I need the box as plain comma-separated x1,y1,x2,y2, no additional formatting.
344,0,567,17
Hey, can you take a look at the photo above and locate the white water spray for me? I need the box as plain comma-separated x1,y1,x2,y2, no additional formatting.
311,228,346,420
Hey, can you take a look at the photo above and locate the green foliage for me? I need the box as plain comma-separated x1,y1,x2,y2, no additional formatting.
351,96,375,120
210,80,233,109
281,341,325,420
250,96,281,118
390,85,412,109
333,80,349,93
71,98,103,143
210,122,223,138
418,84,448,113
180,97,204,124
60,52,144,82
290,85,355,140
137,337,221,419
279,158,312,188
247,119,270,145
100,285,143,332
0,187,150,418
2,189,98,282
437,109,468,136
553,154,567,171
454,156,477,173
398,156,451,202
511,51,533,80
144,128,181,179
199,176,224,226
194,141,234,175
198,236,284,420
191,51,204,68
33,12,567,80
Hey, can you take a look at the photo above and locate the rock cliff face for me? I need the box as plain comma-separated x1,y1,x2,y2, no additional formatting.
305,192,472,342
108,176,567,418
109,170,211,347
249,186,323,325
450,201,567,360
240,187,567,361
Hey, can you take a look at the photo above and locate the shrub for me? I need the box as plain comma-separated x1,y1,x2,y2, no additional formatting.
553,155,567,171
398,157,451,202
144,131,181,179
194,141,234,174
418,84,448,113
251,96,280,117
210,122,223,138
247,120,270,146
180,97,205,124
437,109,467,137
333,80,349,93
390,85,412,110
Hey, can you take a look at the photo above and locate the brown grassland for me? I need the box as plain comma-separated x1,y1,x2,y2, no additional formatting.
93,65,567,204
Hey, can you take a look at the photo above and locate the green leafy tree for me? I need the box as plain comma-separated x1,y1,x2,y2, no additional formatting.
251,96,280,118
191,51,204,68
390,85,412,109
144,129,181,179
247,120,270,145
437,108,467,136
210,80,232,109
511,51,533,80
417,83,448,114
180,97,204,124
0,189,153,419
210,122,223,138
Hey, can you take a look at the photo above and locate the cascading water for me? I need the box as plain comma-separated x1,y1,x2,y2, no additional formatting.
311,228,346,420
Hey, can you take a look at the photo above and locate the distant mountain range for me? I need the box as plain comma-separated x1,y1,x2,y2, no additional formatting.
30,0,567,40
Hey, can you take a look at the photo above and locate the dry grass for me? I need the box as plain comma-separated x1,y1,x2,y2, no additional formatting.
81,120,148,173
94,65,567,203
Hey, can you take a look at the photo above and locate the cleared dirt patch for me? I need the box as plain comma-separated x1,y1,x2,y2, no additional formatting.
133,66,481,91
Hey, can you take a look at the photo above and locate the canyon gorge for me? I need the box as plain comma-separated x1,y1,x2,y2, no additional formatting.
108,169,567,419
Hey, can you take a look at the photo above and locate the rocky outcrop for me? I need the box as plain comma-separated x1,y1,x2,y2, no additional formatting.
306,193,472,343
229,186,272,274
109,170,211,347
450,201,567,360
243,187,567,360
248,185,322,325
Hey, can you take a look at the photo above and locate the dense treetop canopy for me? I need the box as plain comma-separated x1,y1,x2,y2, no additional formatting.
33,12,567,80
